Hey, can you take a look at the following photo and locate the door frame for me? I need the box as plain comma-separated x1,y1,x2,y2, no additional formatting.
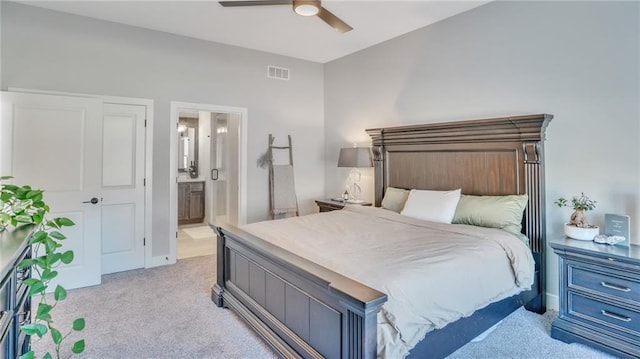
169,101,248,263
8,87,155,269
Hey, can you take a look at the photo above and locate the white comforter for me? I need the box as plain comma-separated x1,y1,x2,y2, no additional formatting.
241,206,534,358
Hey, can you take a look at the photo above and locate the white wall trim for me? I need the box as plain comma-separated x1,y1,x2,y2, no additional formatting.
546,292,559,312
8,87,155,270
149,255,171,268
169,101,248,264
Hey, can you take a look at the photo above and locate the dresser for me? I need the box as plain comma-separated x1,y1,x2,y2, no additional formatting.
0,226,32,359
178,181,205,225
549,238,640,358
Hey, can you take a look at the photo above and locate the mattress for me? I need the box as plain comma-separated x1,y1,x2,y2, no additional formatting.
242,205,534,358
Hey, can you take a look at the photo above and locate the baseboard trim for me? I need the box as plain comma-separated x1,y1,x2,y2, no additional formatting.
147,255,175,268
546,292,559,311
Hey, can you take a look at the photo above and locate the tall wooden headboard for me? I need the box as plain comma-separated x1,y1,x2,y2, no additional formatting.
366,114,553,255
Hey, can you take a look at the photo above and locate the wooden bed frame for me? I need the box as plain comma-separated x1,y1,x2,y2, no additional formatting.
213,114,553,358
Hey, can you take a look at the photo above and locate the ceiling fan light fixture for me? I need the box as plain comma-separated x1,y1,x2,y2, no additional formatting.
293,0,320,17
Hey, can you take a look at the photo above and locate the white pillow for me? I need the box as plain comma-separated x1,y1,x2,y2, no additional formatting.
400,189,462,224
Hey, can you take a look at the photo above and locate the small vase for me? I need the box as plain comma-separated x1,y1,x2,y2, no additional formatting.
564,224,599,241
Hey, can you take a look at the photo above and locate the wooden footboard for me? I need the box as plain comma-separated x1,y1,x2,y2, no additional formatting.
213,225,387,359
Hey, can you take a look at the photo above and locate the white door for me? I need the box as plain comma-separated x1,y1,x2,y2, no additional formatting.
209,114,234,226
208,114,220,225
100,104,146,274
0,91,102,289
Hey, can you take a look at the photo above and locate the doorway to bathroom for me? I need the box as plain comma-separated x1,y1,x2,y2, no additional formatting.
169,102,247,262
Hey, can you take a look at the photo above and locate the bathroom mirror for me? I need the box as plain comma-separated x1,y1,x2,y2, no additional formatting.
177,117,198,175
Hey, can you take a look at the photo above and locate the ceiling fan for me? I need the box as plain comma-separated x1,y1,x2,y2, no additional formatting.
218,1,353,33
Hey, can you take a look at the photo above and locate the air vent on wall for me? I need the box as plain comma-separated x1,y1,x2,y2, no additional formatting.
267,65,290,81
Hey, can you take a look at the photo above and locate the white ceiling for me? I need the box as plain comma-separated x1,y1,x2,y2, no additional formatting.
18,0,490,63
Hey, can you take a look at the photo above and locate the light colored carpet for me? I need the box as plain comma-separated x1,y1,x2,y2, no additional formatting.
31,255,276,359
31,255,617,359
447,307,617,359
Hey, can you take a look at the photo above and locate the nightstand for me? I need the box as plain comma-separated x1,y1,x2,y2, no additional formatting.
549,238,640,358
315,199,371,212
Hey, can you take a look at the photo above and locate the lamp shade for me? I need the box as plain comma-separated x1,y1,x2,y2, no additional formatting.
337,147,373,168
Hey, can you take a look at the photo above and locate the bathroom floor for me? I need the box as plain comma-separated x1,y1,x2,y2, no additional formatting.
177,223,216,259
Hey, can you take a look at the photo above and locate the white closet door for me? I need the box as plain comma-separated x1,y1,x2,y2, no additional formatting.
1,91,102,289
100,103,146,274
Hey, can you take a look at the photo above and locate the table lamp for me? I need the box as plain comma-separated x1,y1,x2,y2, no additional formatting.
337,146,373,203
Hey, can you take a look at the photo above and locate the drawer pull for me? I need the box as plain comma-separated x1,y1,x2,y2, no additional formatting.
601,309,631,322
600,281,631,292
17,311,30,326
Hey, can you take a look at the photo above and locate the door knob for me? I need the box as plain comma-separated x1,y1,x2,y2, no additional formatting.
82,197,99,204
211,169,219,181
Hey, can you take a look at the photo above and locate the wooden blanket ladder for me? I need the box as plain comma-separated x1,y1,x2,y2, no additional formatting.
267,134,299,219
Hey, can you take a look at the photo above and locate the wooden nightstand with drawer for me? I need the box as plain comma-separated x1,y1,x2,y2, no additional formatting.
315,199,371,213
549,238,640,358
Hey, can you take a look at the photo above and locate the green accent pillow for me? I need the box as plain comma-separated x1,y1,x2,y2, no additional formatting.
381,187,410,213
452,194,528,235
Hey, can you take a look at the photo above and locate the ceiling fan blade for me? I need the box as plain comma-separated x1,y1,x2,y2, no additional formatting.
219,1,292,7
317,6,353,33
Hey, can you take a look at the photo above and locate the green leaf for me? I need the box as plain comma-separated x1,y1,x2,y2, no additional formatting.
31,230,47,243
21,323,47,337
71,339,85,354
44,237,59,253
32,212,43,225
25,190,41,199
51,327,62,344
72,317,85,331
33,256,47,268
2,184,18,191
46,220,60,229
28,232,47,246
16,187,31,198
18,351,34,359
28,282,46,295
54,285,67,301
43,353,52,359
60,250,74,264
11,200,32,213
49,231,66,240
45,252,62,267
36,303,53,322
22,278,41,286
55,217,75,227
32,200,46,208
41,269,58,282
13,215,34,224
17,258,34,269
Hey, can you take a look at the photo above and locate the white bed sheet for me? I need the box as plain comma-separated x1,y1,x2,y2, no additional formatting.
242,205,534,358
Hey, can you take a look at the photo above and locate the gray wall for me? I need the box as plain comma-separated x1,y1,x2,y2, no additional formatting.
1,2,325,259
325,0,639,307
3,0,639,309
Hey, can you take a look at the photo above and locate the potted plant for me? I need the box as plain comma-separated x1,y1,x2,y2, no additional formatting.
555,192,599,241
1,177,85,358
